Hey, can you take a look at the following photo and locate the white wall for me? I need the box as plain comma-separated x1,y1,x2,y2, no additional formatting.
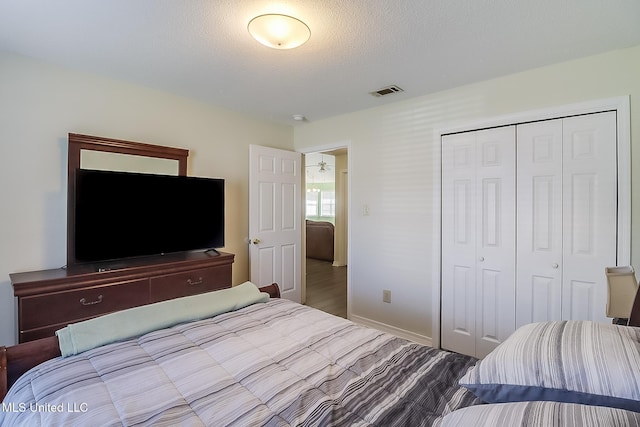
0,52,293,346
294,45,640,342
333,152,348,267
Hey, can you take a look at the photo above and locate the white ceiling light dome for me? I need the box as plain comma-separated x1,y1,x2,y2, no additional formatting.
248,14,310,49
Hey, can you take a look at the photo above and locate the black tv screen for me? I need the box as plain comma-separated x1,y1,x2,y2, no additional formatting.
74,169,224,263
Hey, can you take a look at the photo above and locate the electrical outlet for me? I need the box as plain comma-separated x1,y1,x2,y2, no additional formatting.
383,289,391,303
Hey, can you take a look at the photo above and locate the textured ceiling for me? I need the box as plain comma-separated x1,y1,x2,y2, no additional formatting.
1,1,639,125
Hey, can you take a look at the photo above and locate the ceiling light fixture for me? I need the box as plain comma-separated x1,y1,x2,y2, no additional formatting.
318,155,329,173
248,14,310,49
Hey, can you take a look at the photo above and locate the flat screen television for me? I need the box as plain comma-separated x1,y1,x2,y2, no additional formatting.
72,169,224,265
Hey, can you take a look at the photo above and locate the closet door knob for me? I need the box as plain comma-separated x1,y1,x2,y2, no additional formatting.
552,263,559,269
478,256,485,262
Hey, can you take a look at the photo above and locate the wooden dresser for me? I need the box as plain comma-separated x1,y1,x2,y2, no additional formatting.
11,251,234,343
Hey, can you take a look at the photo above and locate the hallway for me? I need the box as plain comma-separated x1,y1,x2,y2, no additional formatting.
305,258,347,318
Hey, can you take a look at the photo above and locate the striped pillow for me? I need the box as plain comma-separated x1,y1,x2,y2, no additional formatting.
441,401,640,427
459,321,640,412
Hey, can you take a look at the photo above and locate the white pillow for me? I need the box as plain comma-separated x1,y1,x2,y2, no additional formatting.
441,401,640,427
459,321,640,411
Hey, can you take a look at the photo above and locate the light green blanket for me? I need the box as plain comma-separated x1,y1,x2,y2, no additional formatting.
56,281,269,357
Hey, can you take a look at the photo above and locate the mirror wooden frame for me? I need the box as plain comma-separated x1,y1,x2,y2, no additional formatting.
66,133,189,267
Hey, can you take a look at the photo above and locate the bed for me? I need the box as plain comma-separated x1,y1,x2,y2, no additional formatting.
2,282,640,426
0,282,481,426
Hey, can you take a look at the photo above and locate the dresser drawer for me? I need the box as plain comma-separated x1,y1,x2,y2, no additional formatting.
20,279,149,330
149,265,231,303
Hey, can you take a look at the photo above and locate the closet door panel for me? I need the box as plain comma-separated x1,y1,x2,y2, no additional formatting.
516,119,563,327
567,279,598,321
477,268,502,357
441,132,477,356
442,126,516,358
475,126,516,358
562,111,617,323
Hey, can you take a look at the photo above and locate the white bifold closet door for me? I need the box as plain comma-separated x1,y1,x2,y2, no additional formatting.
516,111,617,327
441,126,516,359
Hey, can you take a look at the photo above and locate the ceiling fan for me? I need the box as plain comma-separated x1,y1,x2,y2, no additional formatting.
318,155,330,173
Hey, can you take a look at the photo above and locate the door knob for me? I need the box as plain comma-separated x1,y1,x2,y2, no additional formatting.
252,238,261,245
478,256,485,262
552,263,559,269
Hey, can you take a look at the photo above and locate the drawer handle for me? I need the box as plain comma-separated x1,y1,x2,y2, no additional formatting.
80,295,103,306
187,277,204,286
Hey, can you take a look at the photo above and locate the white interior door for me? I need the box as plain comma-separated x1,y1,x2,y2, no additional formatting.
516,119,563,327
474,126,516,359
249,145,302,302
516,112,617,325
441,126,516,358
441,131,478,357
561,112,617,323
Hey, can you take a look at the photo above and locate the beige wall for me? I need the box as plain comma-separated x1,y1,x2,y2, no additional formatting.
0,52,293,345
294,45,640,342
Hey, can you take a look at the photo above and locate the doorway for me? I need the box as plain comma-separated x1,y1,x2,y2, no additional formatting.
303,148,348,318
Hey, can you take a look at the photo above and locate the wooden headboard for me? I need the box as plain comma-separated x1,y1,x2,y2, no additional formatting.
630,287,640,328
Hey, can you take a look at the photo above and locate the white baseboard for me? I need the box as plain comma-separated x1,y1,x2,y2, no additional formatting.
349,314,433,347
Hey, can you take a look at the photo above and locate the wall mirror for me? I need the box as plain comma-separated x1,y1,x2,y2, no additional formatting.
66,133,189,267
80,151,180,175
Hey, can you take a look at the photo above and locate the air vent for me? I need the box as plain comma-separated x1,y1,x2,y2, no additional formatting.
370,85,404,97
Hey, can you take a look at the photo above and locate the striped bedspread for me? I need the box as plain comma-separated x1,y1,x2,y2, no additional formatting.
1,299,480,426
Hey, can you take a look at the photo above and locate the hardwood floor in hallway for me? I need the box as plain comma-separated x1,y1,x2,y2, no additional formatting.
305,258,347,318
